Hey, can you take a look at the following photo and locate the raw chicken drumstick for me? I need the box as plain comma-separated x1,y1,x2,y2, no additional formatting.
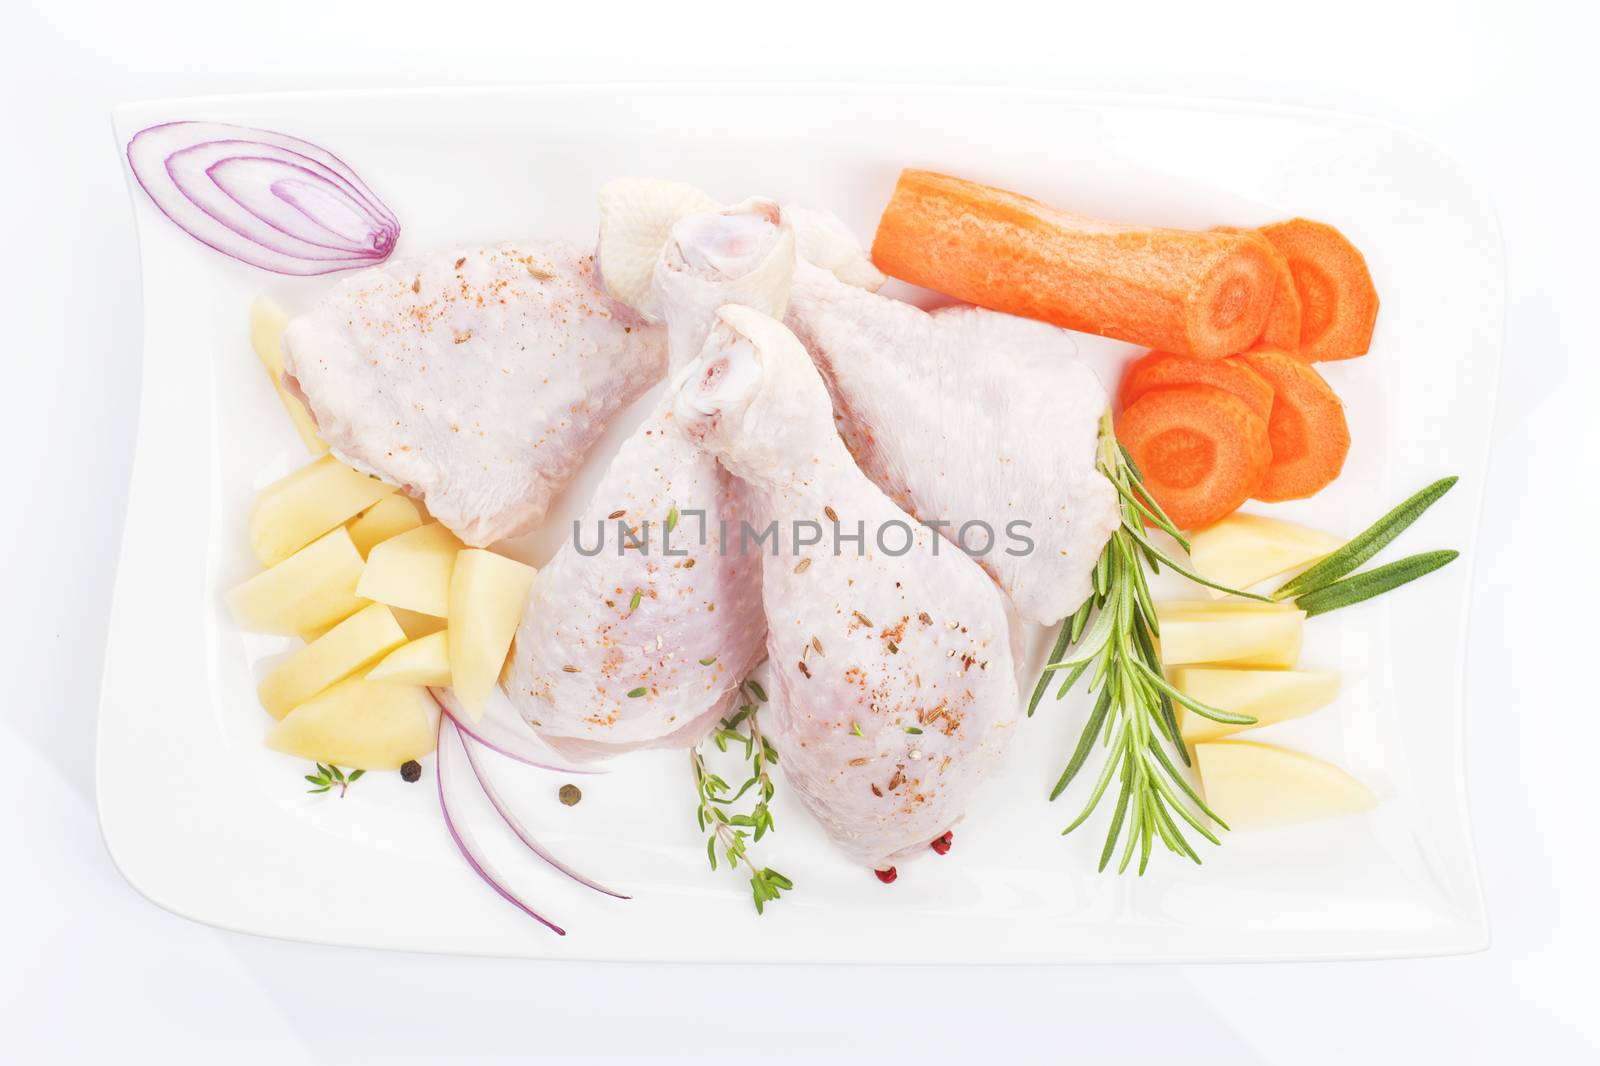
503,202,795,754
280,241,663,545
673,304,1022,870
595,179,1120,625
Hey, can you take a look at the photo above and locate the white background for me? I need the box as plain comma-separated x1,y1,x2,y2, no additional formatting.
4,0,1596,1061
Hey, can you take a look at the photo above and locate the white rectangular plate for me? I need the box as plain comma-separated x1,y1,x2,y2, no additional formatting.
100,87,1498,962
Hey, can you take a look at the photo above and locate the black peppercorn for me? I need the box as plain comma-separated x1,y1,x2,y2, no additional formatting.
400,759,422,782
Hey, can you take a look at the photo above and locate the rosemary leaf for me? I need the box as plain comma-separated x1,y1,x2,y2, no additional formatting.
1050,683,1113,800
1028,617,1074,717
1061,722,1128,834
1098,759,1134,872
1122,524,1273,602
1130,656,1259,726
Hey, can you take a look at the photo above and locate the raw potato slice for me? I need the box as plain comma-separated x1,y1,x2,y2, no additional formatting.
250,454,397,566
1196,740,1376,830
1189,512,1346,598
356,522,463,617
268,677,439,770
368,630,452,686
1172,667,1340,744
251,296,328,454
448,549,538,719
258,604,408,718
1155,601,1305,668
348,494,424,557
228,527,366,636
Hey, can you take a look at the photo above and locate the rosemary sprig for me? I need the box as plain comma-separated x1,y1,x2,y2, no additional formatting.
691,679,792,913
304,763,364,797
1272,475,1459,604
1294,549,1459,616
1039,413,1464,872
1037,412,1246,872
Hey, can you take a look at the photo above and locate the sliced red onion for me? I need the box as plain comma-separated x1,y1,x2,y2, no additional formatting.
431,687,604,775
126,121,399,276
459,731,630,900
436,717,565,936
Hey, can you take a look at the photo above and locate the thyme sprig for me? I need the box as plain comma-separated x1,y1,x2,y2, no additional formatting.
305,763,364,797
1035,413,1249,873
691,679,792,913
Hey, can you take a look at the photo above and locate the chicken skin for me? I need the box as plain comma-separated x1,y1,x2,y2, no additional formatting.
785,262,1120,623
280,241,665,546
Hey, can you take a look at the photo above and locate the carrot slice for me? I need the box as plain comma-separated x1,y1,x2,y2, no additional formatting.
1257,219,1379,361
1238,348,1351,500
1119,350,1274,421
1115,385,1271,531
871,170,1277,360
1217,227,1302,353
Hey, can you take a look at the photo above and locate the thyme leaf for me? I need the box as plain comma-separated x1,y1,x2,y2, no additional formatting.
303,763,365,798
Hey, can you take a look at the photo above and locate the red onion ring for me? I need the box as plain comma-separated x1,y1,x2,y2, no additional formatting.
126,121,399,276
436,717,565,936
459,731,631,900
431,688,605,775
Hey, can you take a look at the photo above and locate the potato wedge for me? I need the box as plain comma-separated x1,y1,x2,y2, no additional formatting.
1190,513,1345,598
258,604,408,718
356,522,463,617
348,495,424,557
250,296,327,455
368,630,452,686
1155,601,1304,668
268,676,438,770
1172,667,1340,744
228,527,366,635
1196,740,1376,830
250,454,397,566
448,549,537,719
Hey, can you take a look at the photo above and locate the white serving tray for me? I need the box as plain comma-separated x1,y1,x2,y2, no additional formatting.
100,86,1498,962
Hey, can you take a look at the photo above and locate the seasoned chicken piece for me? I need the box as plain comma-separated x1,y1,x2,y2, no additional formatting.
673,305,1022,870
280,241,664,546
503,204,794,754
785,262,1121,623
593,179,1119,624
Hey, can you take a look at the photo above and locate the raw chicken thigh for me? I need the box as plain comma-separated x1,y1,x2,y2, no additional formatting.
673,305,1022,870
503,203,795,754
786,263,1121,623
594,179,1119,624
280,241,663,545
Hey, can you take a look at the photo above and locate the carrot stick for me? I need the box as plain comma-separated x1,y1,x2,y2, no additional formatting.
1119,350,1274,421
1217,227,1301,353
1257,219,1379,361
1238,348,1351,500
1115,385,1271,531
871,170,1277,360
